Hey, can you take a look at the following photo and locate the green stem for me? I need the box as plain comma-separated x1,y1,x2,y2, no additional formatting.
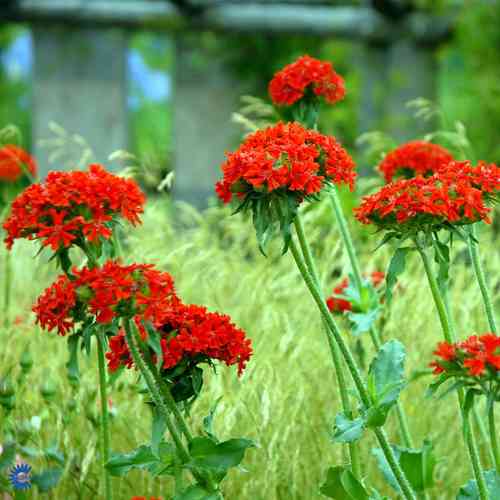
468,225,498,334
416,243,489,500
488,403,500,473
129,324,194,443
473,406,497,469
288,227,416,500
329,189,415,449
3,249,11,328
329,188,363,289
124,319,217,491
293,215,361,478
123,319,190,462
96,332,113,500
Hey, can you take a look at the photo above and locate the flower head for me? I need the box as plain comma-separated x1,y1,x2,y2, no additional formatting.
33,275,76,335
377,141,453,183
355,163,499,234
430,333,500,381
0,145,37,182
269,55,345,107
33,261,178,335
106,302,252,379
216,122,355,205
3,164,145,251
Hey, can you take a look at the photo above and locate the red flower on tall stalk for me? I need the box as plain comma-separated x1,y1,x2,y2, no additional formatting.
377,141,454,183
0,145,37,182
215,122,355,204
430,334,500,377
355,162,499,233
327,271,385,314
33,261,178,335
3,164,145,251
269,55,345,107
106,302,252,377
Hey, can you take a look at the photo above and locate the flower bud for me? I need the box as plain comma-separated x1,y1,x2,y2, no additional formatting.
20,350,33,374
75,285,93,301
40,379,57,403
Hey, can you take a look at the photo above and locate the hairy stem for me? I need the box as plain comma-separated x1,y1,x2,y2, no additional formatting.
96,331,113,500
468,225,498,334
329,189,415,449
130,324,194,443
3,250,11,328
417,243,489,500
289,221,416,500
488,403,500,474
293,215,361,478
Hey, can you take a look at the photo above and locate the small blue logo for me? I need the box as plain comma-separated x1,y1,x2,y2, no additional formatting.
9,462,32,490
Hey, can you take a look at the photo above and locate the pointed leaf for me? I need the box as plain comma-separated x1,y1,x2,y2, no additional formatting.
385,247,412,304
320,466,369,499
332,413,366,443
457,470,500,500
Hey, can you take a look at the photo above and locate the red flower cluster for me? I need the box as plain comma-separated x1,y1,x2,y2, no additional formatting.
33,275,76,335
377,141,454,183
0,144,37,182
3,164,145,251
33,261,178,336
326,271,385,313
106,302,252,376
215,122,355,204
430,334,500,377
268,55,345,106
355,162,499,232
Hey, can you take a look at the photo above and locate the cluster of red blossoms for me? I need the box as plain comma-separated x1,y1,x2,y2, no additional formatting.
327,271,384,313
33,260,252,376
33,261,178,336
430,334,500,378
0,144,37,182
106,302,252,376
3,164,145,251
215,122,355,204
355,161,500,232
377,141,454,183
268,55,345,107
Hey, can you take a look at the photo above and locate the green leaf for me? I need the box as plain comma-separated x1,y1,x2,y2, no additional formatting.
332,413,366,443
32,467,63,492
385,247,412,304
0,442,16,470
173,484,223,500
432,237,450,294
188,437,255,481
203,397,222,442
66,334,80,386
105,444,174,477
366,340,406,427
372,440,437,493
457,470,500,499
347,309,380,336
151,406,167,458
319,466,369,499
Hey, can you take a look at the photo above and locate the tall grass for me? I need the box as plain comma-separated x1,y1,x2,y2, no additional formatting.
1,195,498,499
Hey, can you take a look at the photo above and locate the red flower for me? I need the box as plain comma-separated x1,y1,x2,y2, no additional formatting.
269,55,345,107
3,164,145,251
107,303,252,377
72,260,178,325
430,333,500,378
355,165,497,232
327,271,384,314
215,122,355,204
377,141,453,183
0,144,37,182
32,275,76,336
